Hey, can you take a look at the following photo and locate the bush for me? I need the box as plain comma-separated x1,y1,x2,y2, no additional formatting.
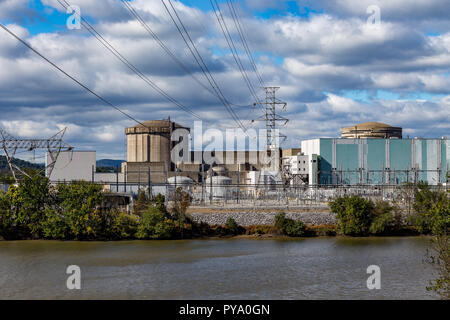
56,182,104,240
330,196,374,236
136,206,175,239
409,183,449,235
225,218,241,235
274,213,306,237
109,212,139,239
7,175,55,238
369,200,397,235
0,191,13,239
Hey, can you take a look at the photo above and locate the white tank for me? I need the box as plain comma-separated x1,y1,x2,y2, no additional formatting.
167,176,193,192
206,176,233,199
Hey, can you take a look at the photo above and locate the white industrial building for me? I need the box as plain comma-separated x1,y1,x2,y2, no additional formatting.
46,151,124,184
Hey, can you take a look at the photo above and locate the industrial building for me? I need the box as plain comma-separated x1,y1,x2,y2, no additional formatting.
301,137,449,185
47,120,449,188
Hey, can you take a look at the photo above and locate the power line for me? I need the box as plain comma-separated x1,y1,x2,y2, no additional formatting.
0,22,146,127
226,0,265,87
210,0,259,99
161,0,247,132
122,0,253,110
210,0,265,115
58,0,203,121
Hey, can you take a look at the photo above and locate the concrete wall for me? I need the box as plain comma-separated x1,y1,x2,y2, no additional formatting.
47,151,96,182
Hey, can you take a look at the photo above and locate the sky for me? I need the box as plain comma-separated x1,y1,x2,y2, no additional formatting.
0,0,449,160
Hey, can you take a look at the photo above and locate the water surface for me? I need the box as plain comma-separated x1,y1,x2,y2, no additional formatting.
0,237,438,299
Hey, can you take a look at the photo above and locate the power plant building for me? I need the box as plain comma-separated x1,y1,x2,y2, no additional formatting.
301,137,449,185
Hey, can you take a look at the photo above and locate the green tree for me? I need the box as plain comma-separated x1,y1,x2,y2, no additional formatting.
109,211,139,240
330,196,374,236
225,217,241,235
134,189,152,216
7,175,54,238
171,188,192,238
274,213,306,237
427,235,449,299
369,200,398,235
409,182,449,234
0,190,13,239
136,206,175,240
56,182,104,240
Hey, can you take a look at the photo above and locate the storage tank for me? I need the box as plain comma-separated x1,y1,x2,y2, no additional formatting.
167,176,194,192
206,176,233,199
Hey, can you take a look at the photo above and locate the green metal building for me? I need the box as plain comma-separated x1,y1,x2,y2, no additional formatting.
301,138,449,185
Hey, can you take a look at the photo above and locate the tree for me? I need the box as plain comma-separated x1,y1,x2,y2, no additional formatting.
369,200,398,235
56,182,104,240
171,187,192,238
134,189,152,216
330,196,374,236
427,235,449,299
136,206,175,240
225,218,241,235
274,213,306,237
409,182,449,234
7,175,55,238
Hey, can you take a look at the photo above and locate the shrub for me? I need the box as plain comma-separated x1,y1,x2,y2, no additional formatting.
41,207,68,240
245,225,276,235
0,191,13,239
109,212,139,240
369,200,397,235
56,182,104,240
274,213,306,237
8,175,55,238
409,183,449,235
225,218,241,235
134,190,152,216
136,206,175,239
330,196,374,236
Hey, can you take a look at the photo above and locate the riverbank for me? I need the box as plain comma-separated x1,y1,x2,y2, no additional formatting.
190,211,336,226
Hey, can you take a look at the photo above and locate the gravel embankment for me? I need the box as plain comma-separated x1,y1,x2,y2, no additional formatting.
190,211,336,226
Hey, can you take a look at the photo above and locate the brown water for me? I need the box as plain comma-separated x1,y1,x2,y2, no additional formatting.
0,237,438,300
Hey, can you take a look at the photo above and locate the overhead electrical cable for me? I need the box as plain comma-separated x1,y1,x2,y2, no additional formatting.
58,0,203,121
0,22,146,127
122,0,252,110
226,0,265,88
210,0,265,114
161,0,247,132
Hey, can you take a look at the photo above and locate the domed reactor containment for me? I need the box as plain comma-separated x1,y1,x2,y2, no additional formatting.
341,122,403,139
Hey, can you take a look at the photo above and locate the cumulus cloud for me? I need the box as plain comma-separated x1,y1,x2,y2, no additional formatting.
0,0,448,158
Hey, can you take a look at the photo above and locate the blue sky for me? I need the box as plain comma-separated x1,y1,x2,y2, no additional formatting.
0,0,449,159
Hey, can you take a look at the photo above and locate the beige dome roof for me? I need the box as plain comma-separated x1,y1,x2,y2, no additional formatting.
344,122,393,129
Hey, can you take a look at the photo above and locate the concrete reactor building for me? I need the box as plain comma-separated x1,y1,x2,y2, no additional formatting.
341,122,403,139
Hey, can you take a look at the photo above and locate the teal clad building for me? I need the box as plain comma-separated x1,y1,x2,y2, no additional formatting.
301,138,449,185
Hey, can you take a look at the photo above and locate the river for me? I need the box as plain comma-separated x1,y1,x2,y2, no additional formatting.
0,237,438,300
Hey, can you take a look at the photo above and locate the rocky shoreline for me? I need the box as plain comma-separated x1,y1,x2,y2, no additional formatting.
190,211,336,226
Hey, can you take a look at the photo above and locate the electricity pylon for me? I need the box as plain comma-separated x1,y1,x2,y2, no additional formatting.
0,128,73,182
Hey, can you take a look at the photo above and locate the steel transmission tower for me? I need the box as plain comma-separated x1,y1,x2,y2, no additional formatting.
0,128,73,182
254,87,289,171
262,87,288,148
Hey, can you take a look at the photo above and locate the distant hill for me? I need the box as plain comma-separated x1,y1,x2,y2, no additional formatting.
0,155,44,173
96,159,125,168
